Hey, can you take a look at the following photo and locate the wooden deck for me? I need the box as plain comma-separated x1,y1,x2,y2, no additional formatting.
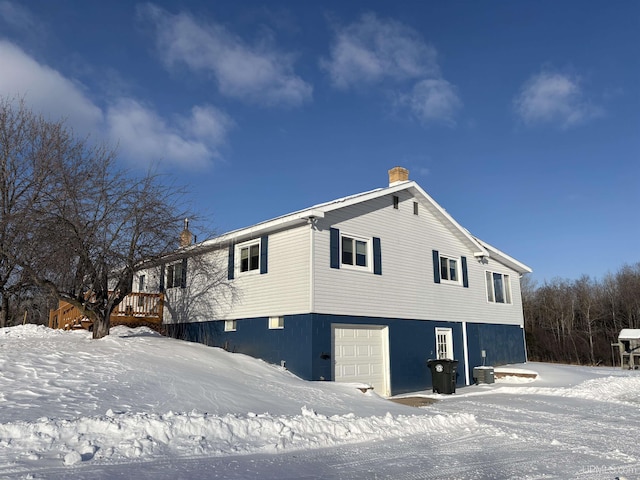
48,292,164,330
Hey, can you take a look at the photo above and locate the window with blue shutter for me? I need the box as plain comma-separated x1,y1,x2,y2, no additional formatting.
159,264,165,292
433,250,467,287
227,244,235,280
330,228,340,269
461,256,469,288
260,236,268,274
373,237,382,275
181,257,188,288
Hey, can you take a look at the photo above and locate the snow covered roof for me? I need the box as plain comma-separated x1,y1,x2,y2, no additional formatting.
619,329,640,341
192,179,531,274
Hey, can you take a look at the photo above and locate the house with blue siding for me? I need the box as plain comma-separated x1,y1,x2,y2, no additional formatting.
137,167,532,396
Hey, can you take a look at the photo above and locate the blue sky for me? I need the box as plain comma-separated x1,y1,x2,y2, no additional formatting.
0,1,638,283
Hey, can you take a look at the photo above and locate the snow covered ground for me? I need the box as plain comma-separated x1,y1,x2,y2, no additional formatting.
1,325,639,479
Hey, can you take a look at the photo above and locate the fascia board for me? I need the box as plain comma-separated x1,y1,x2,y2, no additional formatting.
199,209,325,250
408,183,490,257
474,237,533,274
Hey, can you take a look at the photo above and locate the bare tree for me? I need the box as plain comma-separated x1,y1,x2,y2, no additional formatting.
31,150,190,338
0,98,61,327
0,97,200,339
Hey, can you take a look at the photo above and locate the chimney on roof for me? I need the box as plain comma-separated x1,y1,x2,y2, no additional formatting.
388,166,409,186
179,218,193,247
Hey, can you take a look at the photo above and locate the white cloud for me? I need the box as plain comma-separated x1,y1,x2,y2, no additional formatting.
514,71,602,128
321,13,461,127
0,40,103,134
138,3,312,107
321,13,439,89
0,1,36,31
106,99,234,170
0,40,232,169
399,79,462,126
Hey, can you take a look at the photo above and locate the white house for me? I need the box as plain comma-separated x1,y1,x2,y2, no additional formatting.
137,167,532,396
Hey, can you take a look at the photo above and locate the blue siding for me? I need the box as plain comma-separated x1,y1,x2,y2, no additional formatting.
167,316,315,380
168,315,526,396
466,323,527,369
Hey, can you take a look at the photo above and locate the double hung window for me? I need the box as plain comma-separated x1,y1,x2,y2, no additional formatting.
341,235,369,269
486,271,512,304
439,255,459,283
166,262,184,289
240,243,260,273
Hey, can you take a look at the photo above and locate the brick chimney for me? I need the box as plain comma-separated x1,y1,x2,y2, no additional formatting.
179,218,193,247
388,166,409,186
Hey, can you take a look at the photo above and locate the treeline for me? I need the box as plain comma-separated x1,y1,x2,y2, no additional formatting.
523,263,640,366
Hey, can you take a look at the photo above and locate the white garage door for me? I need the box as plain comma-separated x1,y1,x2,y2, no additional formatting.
332,324,390,397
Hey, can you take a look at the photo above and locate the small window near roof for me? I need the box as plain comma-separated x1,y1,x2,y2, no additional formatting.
393,195,399,209
269,316,284,329
224,320,237,332
413,202,419,215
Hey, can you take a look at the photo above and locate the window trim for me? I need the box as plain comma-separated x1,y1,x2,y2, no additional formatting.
268,316,284,329
340,232,372,272
237,240,261,275
224,319,237,332
165,261,183,289
439,254,462,285
485,271,513,304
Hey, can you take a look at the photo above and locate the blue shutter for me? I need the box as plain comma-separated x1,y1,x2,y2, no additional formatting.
227,244,235,280
432,250,441,283
461,256,469,288
373,237,382,275
330,228,340,269
159,265,165,292
181,257,188,288
260,236,268,274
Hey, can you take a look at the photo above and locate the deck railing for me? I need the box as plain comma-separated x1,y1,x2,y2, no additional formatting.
48,292,164,330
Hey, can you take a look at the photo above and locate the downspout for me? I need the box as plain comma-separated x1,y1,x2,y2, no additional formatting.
462,321,470,385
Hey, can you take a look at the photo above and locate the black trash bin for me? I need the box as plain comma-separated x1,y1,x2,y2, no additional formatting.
427,359,459,394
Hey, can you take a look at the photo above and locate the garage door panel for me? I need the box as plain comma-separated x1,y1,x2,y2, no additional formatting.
333,325,389,396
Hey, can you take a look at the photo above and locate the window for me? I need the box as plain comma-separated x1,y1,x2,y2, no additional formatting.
230,236,268,279
439,255,459,283
413,202,419,215
269,316,284,329
342,235,368,268
166,261,184,289
224,320,237,332
240,243,260,273
393,195,399,209
486,271,512,304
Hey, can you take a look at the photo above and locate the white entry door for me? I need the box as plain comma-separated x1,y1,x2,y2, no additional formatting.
435,327,454,360
332,324,390,397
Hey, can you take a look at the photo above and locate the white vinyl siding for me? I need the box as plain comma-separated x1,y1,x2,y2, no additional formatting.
313,192,524,326
222,226,310,320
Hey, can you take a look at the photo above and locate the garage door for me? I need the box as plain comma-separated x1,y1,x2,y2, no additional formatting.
332,324,390,397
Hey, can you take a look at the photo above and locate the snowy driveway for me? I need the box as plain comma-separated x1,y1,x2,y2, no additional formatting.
1,325,640,479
